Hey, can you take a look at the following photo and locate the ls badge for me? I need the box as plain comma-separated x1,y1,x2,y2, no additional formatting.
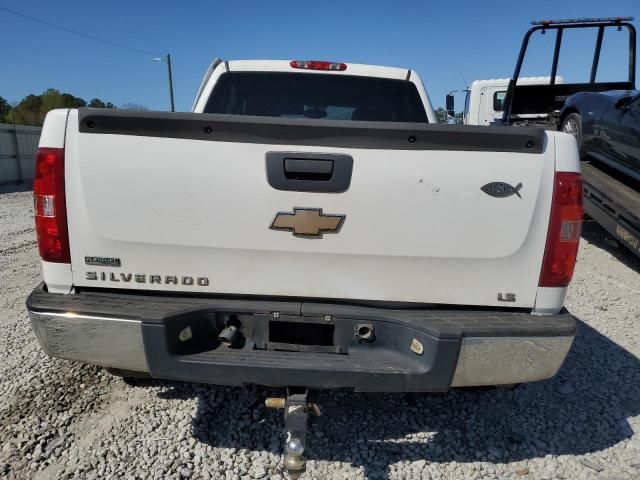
481,182,523,199
270,208,345,238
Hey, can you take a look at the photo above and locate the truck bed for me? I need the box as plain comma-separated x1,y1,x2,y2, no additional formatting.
582,160,640,258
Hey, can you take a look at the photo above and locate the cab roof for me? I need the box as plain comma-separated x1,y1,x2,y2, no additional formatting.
470,76,564,88
227,60,412,81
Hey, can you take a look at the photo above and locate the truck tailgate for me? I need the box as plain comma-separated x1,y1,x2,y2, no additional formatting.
65,109,555,308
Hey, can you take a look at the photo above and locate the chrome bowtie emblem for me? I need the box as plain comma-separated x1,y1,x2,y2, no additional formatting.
481,182,523,199
270,208,345,238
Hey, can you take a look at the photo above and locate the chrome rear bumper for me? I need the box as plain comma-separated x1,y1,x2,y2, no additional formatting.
30,310,148,373
451,335,573,386
27,286,575,389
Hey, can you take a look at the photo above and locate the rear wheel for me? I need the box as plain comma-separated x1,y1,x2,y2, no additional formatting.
561,113,583,154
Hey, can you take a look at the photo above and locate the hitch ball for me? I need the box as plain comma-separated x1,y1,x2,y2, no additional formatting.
286,437,305,456
283,453,306,477
284,436,306,477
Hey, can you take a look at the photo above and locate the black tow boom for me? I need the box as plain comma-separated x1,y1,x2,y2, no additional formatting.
501,16,636,125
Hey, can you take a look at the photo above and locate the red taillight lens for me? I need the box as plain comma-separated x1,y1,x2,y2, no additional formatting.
290,60,347,71
34,147,70,263
539,172,583,287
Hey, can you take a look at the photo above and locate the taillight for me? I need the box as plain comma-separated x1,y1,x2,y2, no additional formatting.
33,147,70,263
539,172,583,287
290,60,347,71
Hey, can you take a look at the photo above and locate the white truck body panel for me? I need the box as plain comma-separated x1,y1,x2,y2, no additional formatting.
38,108,69,149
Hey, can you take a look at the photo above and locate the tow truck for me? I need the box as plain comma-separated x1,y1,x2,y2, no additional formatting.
489,17,639,260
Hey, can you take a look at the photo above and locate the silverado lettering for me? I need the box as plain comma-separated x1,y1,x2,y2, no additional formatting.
85,271,209,286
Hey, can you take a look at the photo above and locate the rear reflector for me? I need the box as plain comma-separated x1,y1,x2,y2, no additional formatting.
290,60,347,71
539,172,583,287
34,147,70,263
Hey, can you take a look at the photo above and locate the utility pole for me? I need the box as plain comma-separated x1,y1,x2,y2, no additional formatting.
166,54,175,112
154,54,175,112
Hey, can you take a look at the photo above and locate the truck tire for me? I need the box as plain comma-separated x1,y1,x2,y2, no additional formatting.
561,113,583,154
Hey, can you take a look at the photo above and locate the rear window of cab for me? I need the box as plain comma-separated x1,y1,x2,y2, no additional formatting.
204,72,428,123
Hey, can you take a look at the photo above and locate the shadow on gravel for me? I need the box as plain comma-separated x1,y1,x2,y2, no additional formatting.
581,221,640,273
0,182,32,195
145,317,640,479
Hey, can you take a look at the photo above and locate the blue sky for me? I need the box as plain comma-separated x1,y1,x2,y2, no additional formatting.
2,0,638,112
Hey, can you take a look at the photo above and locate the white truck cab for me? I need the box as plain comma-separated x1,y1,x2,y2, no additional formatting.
453,76,563,125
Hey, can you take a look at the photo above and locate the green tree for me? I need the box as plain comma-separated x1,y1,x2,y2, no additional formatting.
60,92,86,108
435,107,448,124
13,94,43,125
88,98,116,109
0,96,10,122
39,89,86,114
6,90,116,126
121,103,148,111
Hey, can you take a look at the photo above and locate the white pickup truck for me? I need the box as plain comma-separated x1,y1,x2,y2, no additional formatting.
27,59,582,469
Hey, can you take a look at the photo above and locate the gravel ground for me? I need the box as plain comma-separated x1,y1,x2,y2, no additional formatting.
1,186,639,480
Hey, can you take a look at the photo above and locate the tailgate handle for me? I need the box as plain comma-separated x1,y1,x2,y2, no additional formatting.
284,158,333,181
266,152,353,193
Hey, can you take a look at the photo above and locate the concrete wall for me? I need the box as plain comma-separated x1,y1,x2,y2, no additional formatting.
0,123,42,184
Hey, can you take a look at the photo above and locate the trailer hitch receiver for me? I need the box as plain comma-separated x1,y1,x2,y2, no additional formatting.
266,388,321,478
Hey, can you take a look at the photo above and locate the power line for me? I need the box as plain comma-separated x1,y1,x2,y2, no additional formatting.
0,6,162,57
